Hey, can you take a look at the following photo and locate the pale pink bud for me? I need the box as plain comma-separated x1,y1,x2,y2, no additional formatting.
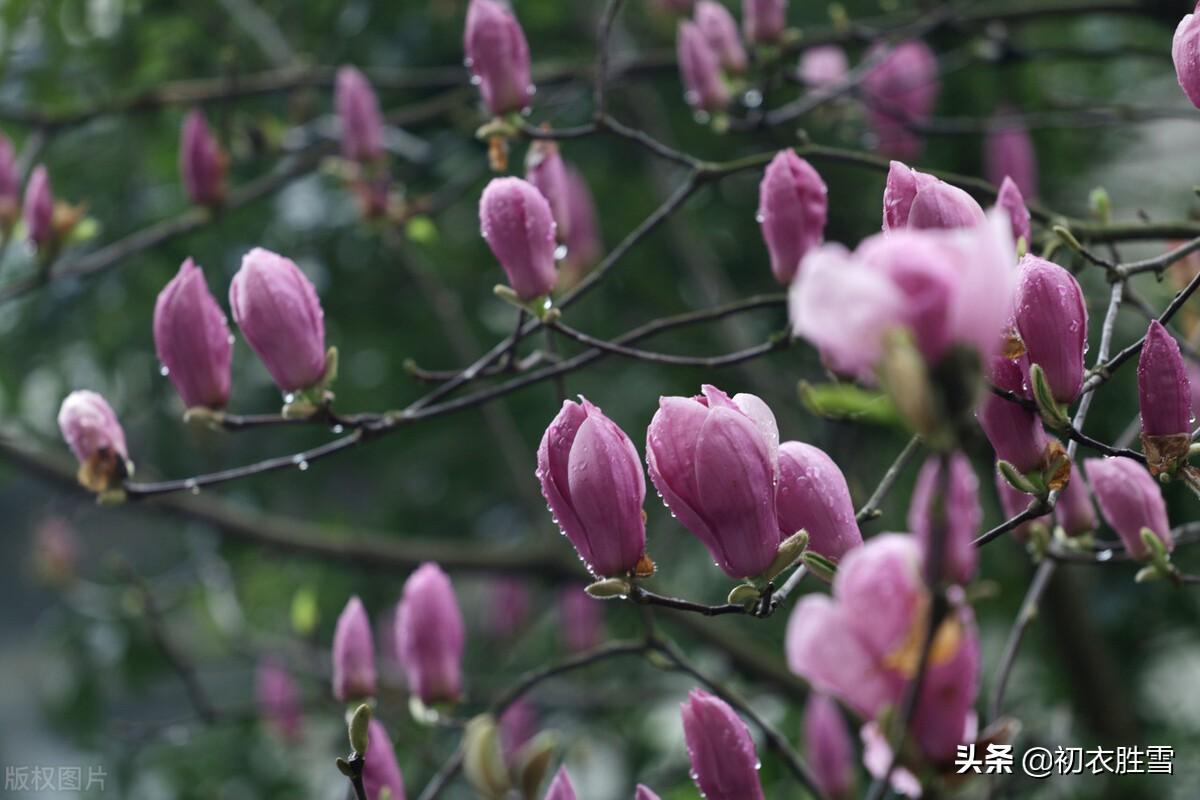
1013,254,1087,404
229,247,327,393
563,166,602,272
537,397,647,577
58,391,128,465
336,66,385,162
1138,320,1193,438
395,563,465,705
558,587,605,653
681,689,765,800
907,452,981,584
882,161,937,231
985,112,1038,198
995,176,1031,246
332,596,376,702
862,41,938,158
479,177,558,300
804,694,854,800
743,0,787,44
1174,7,1200,108
776,441,862,562
153,258,232,409
647,385,781,579
1084,457,1173,559
179,109,225,206
695,1,748,74
464,0,533,116
23,164,53,246
256,658,302,740
799,46,849,89
757,150,828,284
1056,469,1097,536
544,767,577,800
362,719,407,800
526,140,571,240
977,355,1048,474
882,161,983,231
677,21,730,113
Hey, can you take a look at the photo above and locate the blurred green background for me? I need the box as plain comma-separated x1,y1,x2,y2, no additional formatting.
1,0,1199,797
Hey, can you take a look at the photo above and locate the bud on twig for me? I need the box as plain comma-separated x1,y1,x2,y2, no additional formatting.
348,703,372,755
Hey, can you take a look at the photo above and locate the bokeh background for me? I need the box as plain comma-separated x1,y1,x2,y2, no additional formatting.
2,0,1200,797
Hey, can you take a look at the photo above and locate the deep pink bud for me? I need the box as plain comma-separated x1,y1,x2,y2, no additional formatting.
677,21,730,113
1084,457,1173,559
395,563,465,705
332,596,376,702
882,161,983,231
804,694,854,800
907,452,980,584
862,41,938,158
558,587,605,652
695,1,748,74
499,699,537,765
480,177,558,300
58,390,128,465
486,578,532,638
680,690,765,800
153,258,232,409
229,247,327,393
995,176,1031,246
0,132,18,220
977,356,1048,473
544,767,577,800
336,66,385,162
1138,320,1193,438
634,786,662,800
799,46,848,89
994,467,1051,540
362,719,407,800
526,140,571,240
1174,8,1200,108
647,385,781,579
1056,469,1097,536
882,161,937,231
985,113,1038,199
563,166,602,273
23,164,53,246
464,0,533,116
743,0,787,44
256,658,302,740
757,150,828,284
1013,254,1087,404
537,397,647,577
776,441,862,562
179,109,225,207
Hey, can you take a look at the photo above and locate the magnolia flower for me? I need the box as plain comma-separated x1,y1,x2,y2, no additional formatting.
395,563,465,705
861,40,938,158
153,258,232,409
464,0,533,116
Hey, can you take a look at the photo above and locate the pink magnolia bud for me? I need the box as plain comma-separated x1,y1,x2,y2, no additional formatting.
464,0,533,116
544,767,577,800
1084,457,1173,559
757,150,828,284
1013,254,1087,404
985,112,1038,199
153,258,233,409
332,596,377,702
526,139,571,240
0,132,17,223
804,694,854,800
1056,469,1097,536
862,41,938,158
1174,7,1200,108
882,161,983,231
907,452,980,584
558,587,605,652
499,699,537,765
179,109,225,207
646,385,781,579
978,356,1048,473
994,467,1051,539
882,161,937,231
256,658,302,740
677,21,730,113
563,166,602,273
634,786,662,800
395,563,465,705
58,390,128,465
24,164,54,246
799,45,848,89
1138,320,1193,438
336,66,385,163
681,690,765,800
362,719,407,800
537,397,647,577
480,177,558,300
695,1,748,74
229,248,327,393
743,0,787,44
995,176,1031,246
486,578,532,638
776,441,862,562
